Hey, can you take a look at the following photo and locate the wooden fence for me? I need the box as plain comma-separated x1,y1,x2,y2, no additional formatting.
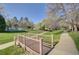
14,34,53,55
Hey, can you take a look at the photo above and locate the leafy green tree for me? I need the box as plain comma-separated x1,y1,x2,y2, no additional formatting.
0,15,6,31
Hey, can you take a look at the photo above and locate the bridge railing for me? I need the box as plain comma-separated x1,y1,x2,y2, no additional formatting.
14,34,53,55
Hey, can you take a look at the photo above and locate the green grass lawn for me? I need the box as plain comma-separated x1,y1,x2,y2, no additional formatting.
0,45,26,55
40,35,51,44
0,32,26,44
69,32,79,51
0,33,14,44
0,30,43,55
27,30,43,34
0,30,43,45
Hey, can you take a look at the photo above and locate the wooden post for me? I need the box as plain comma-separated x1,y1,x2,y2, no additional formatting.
51,34,53,48
23,36,26,53
14,36,16,45
39,38,43,55
19,35,20,42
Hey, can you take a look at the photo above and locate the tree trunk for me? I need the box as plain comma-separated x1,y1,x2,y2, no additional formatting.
76,25,79,31
74,25,77,31
71,24,74,31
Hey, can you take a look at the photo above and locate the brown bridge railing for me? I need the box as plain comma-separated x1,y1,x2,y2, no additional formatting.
14,34,53,55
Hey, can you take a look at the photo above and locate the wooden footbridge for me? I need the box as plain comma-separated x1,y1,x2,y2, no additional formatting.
14,34,54,55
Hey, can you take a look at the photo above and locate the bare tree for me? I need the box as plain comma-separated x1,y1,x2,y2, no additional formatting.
47,3,79,31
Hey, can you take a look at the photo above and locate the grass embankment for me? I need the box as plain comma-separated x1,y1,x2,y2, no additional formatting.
69,32,79,51
41,30,63,45
53,30,63,45
0,45,26,55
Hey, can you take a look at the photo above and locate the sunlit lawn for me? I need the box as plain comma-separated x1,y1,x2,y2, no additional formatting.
0,32,26,44
27,30,43,34
0,30,43,55
0,30,43,45
0,45,26,55
0,33,17,44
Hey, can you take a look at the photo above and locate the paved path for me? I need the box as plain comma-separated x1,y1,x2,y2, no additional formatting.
0,41,14,50
49,33,78,55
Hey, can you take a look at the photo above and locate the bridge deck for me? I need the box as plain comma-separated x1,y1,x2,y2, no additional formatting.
18,37,51,55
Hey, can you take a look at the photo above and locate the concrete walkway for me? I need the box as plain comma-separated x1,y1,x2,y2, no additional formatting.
0,41,14,50
49,33,78,55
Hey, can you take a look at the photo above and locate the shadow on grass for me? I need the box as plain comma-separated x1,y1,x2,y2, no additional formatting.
0,31,27,33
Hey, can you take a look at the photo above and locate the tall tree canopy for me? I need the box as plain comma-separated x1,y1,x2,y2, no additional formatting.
19,17,34,29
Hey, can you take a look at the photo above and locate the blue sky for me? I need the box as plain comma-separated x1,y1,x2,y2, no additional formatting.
4,3,46,23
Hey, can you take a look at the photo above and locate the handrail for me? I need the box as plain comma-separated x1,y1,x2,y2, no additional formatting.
17,35,41,42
